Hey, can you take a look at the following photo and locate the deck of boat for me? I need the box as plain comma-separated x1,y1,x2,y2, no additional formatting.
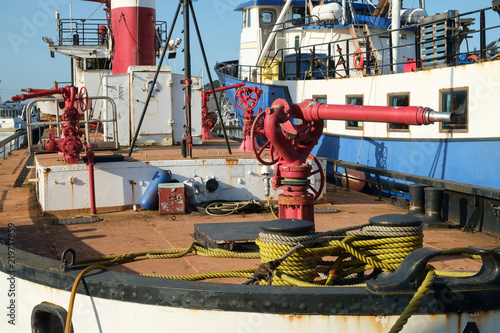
1,138,500,284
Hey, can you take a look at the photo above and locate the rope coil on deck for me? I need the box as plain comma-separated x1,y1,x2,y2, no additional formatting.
69,220,487,333
256,223,424,286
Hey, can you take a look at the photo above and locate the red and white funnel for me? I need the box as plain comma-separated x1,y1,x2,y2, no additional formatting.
111,0,157,74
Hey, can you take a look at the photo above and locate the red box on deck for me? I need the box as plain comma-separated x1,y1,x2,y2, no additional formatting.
158,183,185,214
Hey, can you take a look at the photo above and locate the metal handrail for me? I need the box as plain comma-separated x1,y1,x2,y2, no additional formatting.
57,18,168,46
25,96,119,154
0,131,26,159
217,6,500,83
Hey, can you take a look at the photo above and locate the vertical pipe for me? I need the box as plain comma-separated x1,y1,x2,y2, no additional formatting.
415,25,421,70
70,58,74,86
342,0,346,25
327,43,332,78
89,163,96,214
389,29,394,73
365,37,371,76
296,49,300,79
183,0,192,159
392,0,402,73
345,40,350,76
480,9,486,61
87,144,96,215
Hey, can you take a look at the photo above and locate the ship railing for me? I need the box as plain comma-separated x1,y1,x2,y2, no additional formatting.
57,18,167,46
329,158,500,235
223,6,499,83
0,131,27,159
25,96,119,154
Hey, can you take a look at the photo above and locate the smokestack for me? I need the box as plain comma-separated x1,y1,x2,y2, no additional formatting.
111,0,157,74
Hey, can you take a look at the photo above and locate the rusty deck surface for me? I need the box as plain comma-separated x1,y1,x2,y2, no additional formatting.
1,140,500,284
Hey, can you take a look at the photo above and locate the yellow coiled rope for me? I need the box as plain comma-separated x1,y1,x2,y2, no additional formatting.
256,223,424,286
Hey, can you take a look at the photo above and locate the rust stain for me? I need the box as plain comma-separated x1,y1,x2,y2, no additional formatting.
44,168,51,183
129,180,136,204
69,177,74,209
283,314,303,320
225,158,239,165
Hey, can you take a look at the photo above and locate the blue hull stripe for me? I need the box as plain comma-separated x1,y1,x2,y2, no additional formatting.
312,134,500,190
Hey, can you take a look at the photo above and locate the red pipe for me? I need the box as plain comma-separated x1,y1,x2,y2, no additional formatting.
261,98,453,224
11,88,66,102
86,144,97,215
204,82,245,95
299,100,440,125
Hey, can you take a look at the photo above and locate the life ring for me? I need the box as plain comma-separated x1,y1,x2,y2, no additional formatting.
467,54,478,63
353,48,364,70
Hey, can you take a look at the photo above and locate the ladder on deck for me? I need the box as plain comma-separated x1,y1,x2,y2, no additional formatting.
349,24,382,75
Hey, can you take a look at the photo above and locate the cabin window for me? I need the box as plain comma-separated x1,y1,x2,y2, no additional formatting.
292,7,305,26
261,11,274,23
242,10,246,28
440,88,468,132
295,36,300,50
85,58,110,70
387,93,410,131
346,95,364,130
314,96,327,104
243,9,251,28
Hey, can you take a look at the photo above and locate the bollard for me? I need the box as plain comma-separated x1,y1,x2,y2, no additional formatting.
408,184,427,216
423,187,448,228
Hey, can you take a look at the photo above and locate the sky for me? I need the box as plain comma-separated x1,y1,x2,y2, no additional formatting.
0,0,497,102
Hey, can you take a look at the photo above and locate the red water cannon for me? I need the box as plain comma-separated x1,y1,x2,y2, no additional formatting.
11,85,89,164
251,98,454,223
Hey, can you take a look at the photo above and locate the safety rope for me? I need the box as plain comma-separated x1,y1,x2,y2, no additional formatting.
75,242,259,267
141,268,255,281
388,270,436,333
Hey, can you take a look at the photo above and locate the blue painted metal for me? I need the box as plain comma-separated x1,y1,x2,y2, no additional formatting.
312,134,500,190
234,0,305,11
234,0,375,12
140,170,172,210
216,69,292,123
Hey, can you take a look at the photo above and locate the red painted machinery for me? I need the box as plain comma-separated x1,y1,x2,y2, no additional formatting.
12,85,89,164
201,83,245,140
251,98,454,223
234,86,263,152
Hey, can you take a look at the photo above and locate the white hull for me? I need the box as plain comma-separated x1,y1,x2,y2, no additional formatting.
2,249,500,333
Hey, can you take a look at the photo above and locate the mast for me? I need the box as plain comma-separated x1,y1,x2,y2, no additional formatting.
392,0,402,73
342,0,346,25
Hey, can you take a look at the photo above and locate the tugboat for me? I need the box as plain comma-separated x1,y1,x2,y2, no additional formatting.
1,1,500,332
216,0,500,201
